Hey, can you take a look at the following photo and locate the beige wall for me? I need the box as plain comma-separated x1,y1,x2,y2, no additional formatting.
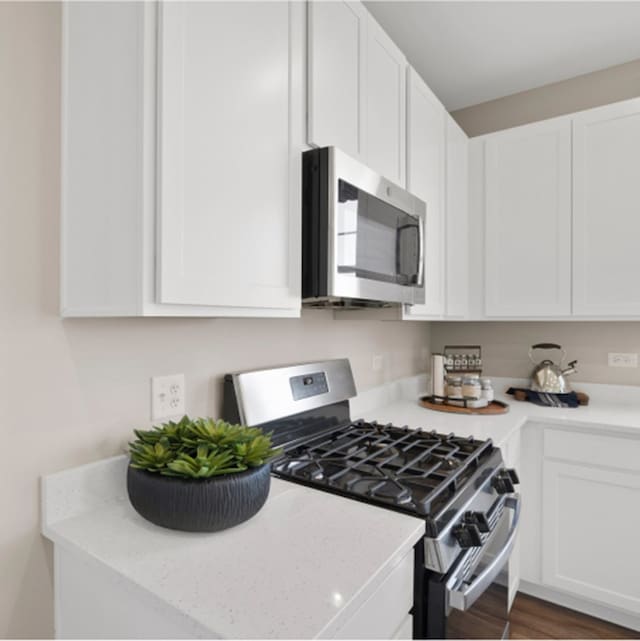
0,4,429,637
452,58,640,137
441,58,640,388
431,322,640,387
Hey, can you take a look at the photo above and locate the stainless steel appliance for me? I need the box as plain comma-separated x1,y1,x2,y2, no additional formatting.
529,343,578,393
302,147,426,308
224,359,521,639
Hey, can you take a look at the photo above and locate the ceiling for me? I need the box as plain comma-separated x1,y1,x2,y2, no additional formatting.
364,1,640,111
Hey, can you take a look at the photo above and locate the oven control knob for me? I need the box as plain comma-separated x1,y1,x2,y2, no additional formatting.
506,468,520,484
464,510,491,533
452,523,483,548
492,468,519,494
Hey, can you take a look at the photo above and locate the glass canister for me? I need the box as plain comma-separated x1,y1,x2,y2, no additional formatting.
447,376,463,398
480,377,494,402
462,375,481,399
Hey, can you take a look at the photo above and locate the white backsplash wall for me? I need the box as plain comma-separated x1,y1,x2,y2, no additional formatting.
0,4,430,638
431,322,640,387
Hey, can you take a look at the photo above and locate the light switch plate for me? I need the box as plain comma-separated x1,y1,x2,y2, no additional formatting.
151,374,185,420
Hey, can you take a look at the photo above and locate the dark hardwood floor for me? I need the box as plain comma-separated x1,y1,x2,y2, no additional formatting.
510,594,638,639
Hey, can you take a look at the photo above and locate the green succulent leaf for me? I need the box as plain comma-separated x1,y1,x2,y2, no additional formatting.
128,417,280,480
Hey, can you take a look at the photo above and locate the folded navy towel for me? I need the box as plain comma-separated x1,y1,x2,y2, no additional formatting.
506,387,580,408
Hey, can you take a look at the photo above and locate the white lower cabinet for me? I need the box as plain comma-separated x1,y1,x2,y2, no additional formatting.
62,1,303,317
392,615,413,640
542,459,640,613
56,544,414,640
333,551,414,639
518,423,640,630
541,429,640,615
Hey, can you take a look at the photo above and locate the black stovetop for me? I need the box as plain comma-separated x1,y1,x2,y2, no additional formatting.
271,418,494,522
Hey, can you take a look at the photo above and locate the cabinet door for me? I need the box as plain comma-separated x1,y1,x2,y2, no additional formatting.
157,2,301,310
403,68,445,319
307,1,368,161
445,116,469,318
484,119,571,317
542,459,640,614
366,15,406,186
573,98,640,316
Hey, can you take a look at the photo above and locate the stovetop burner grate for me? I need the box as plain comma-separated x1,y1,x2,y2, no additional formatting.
272,420,493,520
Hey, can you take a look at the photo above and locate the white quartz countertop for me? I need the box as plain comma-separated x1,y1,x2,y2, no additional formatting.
42,456,424,640
352,376,640,448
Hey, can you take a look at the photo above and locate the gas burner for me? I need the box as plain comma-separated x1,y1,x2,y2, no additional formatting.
361,441,401,463
432,455,460,470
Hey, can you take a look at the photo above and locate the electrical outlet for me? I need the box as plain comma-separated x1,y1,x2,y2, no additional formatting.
608,353,638,368
151,374,185,420
372,354,384,372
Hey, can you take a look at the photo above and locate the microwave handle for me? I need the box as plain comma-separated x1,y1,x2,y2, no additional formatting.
417,210,425,287
446,494,521,612
396,217,424,283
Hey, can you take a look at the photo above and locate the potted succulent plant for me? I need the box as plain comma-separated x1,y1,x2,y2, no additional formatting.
127,416,281,532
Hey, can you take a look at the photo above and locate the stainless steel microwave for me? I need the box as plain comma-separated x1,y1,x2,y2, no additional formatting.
302,147,426,308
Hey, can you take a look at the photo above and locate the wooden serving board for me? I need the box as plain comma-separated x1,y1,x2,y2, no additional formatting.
419,396,510,415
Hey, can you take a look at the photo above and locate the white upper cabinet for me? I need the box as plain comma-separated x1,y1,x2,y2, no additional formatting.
307,1,406,186
365,16,406,186
307,1,367,162
158,2,300,310
61,2,303,317
572,98,640,316
483,118,572,317
445,116,469,319
403,68,445,319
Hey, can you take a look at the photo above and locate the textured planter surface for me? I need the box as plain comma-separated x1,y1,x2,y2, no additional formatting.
127,463,271,532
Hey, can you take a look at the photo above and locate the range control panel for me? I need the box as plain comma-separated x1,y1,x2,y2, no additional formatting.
290,371,329,401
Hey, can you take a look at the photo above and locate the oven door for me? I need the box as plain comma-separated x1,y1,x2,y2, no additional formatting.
444,495,521,639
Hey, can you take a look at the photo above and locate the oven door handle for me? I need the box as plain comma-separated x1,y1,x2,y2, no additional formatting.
447,494,521,612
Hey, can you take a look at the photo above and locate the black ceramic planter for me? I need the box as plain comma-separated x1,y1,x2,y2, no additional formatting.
127,463,271,532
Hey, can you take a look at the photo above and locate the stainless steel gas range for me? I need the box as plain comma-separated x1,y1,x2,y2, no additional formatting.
223,359,521,640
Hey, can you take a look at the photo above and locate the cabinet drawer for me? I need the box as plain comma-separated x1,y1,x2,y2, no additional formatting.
544,428,640,472
334,552,413,639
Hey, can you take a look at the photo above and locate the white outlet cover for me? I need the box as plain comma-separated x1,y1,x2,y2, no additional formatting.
372,354,384,372
608,353,638,368
151,374,186,420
